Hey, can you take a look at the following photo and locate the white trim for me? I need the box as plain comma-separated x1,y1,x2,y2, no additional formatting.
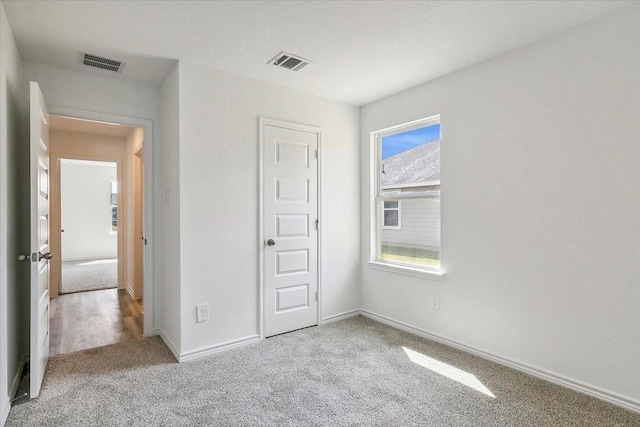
258,118,264,340
258,117,322,338
259,117,322,134
371,115,442,275
179,335,260,362
374,115,440,139
317,128,323,327
379,192,440,201
8,355,26,402
48,105,155,337
0,67,8,427
382,180,440,190
158,329,180,362
381,198,401,230
321,309,361,324
366,261,444,281
360,309,640,414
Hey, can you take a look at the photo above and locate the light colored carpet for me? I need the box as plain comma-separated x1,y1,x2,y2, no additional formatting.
7,317,640,426
61,258,117,293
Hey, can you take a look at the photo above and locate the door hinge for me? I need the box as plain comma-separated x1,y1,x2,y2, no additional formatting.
315,149,318,159
315,291,318,302
315,219,319,230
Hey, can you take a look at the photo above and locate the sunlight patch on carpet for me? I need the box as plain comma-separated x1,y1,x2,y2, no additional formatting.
403,346,495,398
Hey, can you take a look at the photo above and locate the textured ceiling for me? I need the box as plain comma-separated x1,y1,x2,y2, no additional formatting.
3,0,635,106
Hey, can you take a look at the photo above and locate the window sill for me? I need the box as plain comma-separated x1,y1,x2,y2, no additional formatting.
366,261,444,282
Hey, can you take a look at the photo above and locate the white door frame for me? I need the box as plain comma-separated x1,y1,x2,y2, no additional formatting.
258,117,322,340
0,66,10,425
49,105,155,337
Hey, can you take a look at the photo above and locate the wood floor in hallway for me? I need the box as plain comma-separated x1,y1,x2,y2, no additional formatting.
49,288,143,356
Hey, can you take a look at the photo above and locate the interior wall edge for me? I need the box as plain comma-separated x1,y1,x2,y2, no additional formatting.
157,329,180,362
7,355,25,403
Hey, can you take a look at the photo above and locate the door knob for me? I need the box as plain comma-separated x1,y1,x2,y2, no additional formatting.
266,239,276,246
38,252,53,261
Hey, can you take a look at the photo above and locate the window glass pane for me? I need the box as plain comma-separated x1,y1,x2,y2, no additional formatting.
380,124,440,192
111,206,118,233
380,196,440,269
384,210,398,226
384,201,398,209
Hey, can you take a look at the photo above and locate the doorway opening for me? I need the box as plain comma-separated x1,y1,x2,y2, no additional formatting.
48,115,146,356
59,159,119,294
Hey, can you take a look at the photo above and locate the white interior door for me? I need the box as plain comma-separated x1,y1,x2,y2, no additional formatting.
263,121,319,337
29,81,50,398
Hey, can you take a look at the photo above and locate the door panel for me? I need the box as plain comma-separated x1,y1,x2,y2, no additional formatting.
264,123,318,337
276,284,309,312
30,81,50,398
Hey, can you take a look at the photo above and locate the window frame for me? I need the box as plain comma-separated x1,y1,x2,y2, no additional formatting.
382,193,401,230
370,115,442,277
110,179,118,234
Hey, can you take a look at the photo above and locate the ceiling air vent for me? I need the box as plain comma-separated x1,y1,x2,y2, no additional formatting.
80,52,124,73
269,52,311,72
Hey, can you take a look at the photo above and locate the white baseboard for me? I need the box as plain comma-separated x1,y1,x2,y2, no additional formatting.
9,355,26,402
157,329,180,362
322,309,361,324
360,309,640,414
179,335,260,362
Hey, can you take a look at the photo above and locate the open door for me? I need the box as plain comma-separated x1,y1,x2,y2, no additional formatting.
29,81,51,398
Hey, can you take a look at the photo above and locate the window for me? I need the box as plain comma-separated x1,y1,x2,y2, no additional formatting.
110,180,118,233
382,192,401,229
372,116,441,272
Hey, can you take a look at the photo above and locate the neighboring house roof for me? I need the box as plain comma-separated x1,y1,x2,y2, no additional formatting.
381,140,440,188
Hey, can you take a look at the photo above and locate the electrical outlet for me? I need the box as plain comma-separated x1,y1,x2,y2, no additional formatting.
430,294,440,311
196,303,209,322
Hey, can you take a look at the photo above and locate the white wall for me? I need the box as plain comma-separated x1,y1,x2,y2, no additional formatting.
360,7,640,410
60,161,117,260
23,62,165,332
177,63,360,355
0,3,27,423
158,63,181,354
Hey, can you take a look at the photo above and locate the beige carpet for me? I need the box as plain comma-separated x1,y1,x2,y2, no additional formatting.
8,317,640,426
